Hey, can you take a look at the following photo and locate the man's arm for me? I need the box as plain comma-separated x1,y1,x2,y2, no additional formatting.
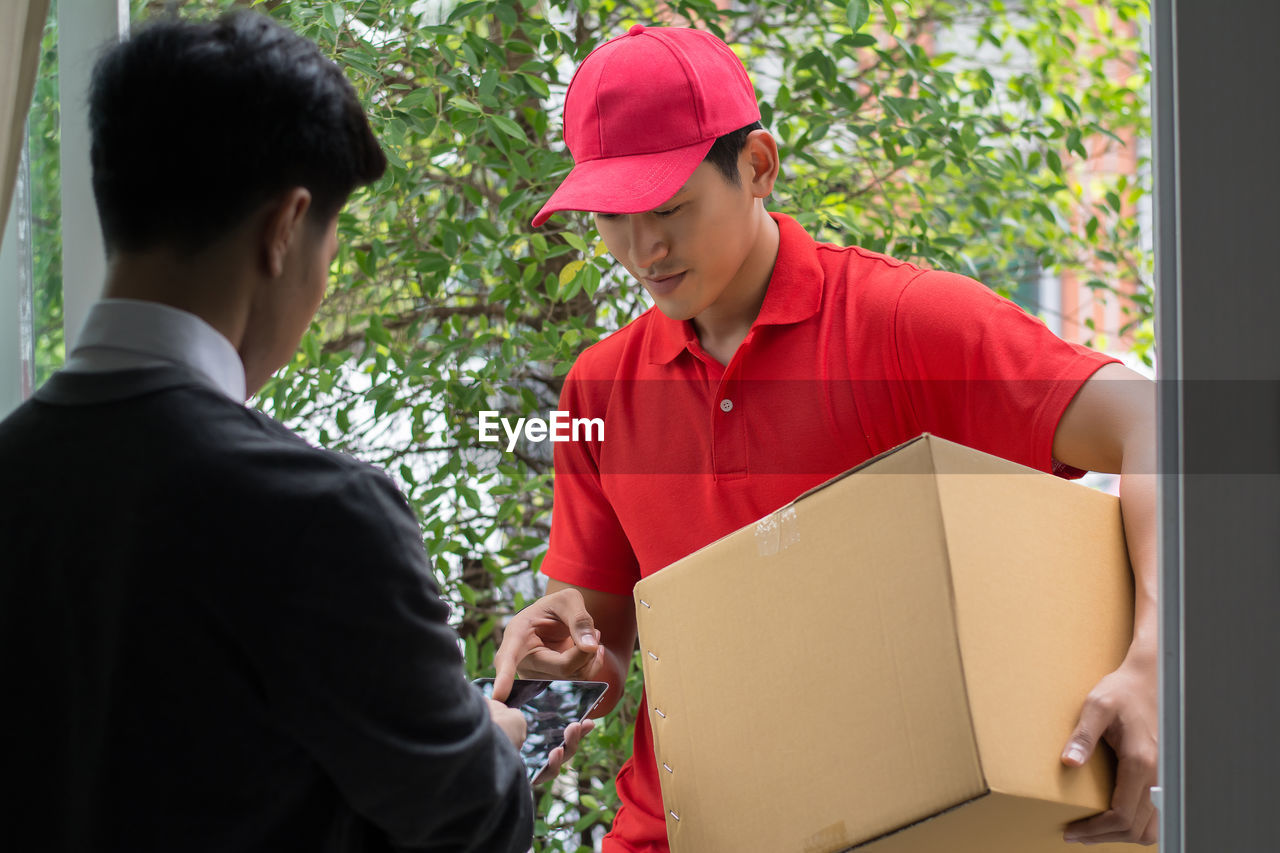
214,466,534,853
493,580,637,719
1051,361,1159,845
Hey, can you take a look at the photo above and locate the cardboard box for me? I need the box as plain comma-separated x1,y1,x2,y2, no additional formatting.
634,434,1151,852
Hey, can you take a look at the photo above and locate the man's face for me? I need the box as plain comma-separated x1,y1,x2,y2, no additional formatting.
594,159,760,322
278,213,338,357
243,211,340,396
301,215,340,321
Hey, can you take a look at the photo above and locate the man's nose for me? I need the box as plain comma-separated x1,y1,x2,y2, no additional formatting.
629,217,669,270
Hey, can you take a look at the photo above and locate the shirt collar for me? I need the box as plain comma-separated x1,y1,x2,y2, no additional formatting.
646,212,824,365
66,298,247,402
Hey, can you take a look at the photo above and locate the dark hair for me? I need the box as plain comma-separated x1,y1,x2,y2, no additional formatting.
89,11,386,254
702,120,765,185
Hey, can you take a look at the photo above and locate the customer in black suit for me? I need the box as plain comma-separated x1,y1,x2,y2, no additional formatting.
0,12,564,852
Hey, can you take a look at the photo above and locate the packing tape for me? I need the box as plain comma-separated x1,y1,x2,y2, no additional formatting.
755,506,800,557
780,506,799,548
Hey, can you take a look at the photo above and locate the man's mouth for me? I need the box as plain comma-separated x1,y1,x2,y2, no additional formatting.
643,271,687,295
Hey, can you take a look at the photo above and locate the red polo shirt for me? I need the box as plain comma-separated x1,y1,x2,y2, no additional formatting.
542,212,1115,852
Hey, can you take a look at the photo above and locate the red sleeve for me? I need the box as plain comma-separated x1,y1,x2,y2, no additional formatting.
540,366,641,596
892,270,1118,475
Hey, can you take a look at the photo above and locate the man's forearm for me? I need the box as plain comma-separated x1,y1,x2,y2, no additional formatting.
1119,440,1158,665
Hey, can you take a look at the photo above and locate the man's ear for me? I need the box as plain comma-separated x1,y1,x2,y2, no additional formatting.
263,188,313,278
742,129,780,199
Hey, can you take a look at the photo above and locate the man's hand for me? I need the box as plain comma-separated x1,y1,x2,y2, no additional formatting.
1061,654,1159,845
492,587,606,702
531,718,596,785
490,583,637,786
491,587,603,785
488,694,594,784
486,697,527,750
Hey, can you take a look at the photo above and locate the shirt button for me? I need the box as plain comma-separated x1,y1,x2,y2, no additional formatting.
719,399,734,413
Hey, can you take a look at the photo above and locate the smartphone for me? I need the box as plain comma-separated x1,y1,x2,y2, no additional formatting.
474,678,608,782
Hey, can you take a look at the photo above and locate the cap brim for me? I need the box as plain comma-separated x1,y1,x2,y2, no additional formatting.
531,136,716,228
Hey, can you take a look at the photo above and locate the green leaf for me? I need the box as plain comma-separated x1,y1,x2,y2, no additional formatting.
1066,128,1087,159
447,0,485,24
399,87,435,110
341,50,380,79
303,332,320,365
490,115,528,141
520,72,551,98
557,260,585,289
383,147,407,170
847,0,871,33
493,2,517,27
881,0,898,33
324,3,343,31
449,97,484,115
581,264,602,299
1046,149,1063,176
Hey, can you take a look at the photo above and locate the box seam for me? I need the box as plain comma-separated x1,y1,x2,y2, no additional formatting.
842,790,993,851
925,436,990,798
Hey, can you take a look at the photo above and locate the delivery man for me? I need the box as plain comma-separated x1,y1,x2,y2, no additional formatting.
493,24,1157,849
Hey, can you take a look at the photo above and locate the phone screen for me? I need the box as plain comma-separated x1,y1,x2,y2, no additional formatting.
474,678,608,781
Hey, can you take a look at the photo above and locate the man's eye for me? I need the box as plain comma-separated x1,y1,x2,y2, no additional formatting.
654,204,683,217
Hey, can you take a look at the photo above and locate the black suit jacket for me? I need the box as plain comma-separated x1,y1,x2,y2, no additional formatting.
0,366,532,852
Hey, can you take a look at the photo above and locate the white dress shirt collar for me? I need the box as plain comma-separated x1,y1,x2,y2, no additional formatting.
64,298,247,402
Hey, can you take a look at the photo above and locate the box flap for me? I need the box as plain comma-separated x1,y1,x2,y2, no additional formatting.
927,436,1132,811
649,434,935,573
853,790,1147,852
635,438,986,853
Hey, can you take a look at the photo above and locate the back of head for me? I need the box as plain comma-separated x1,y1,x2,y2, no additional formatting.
89,11,386,255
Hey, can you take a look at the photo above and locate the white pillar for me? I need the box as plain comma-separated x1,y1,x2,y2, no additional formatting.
1,0,51,416
57,0,128,350
0,138,32,416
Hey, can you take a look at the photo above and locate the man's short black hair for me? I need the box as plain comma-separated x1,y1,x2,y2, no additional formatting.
89,11,386,255
702,121,765,186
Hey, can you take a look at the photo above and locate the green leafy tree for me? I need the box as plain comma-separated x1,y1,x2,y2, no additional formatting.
29,0,1152,849
28,0,64,386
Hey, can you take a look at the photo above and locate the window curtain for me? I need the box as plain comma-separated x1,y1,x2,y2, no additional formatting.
1,0,51,238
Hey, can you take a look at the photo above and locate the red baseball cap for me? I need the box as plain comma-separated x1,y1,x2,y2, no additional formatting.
531,24,761,228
